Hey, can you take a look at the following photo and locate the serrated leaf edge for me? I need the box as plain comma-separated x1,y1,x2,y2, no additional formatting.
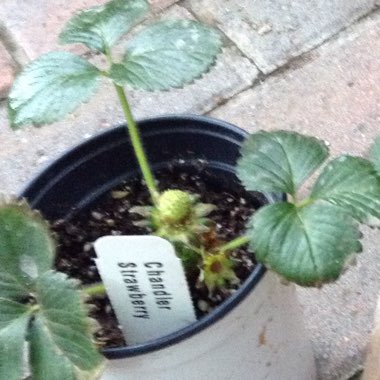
249,200,363,287
8,51,101,129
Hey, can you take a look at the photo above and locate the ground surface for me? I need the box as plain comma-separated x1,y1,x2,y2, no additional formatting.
1,1,380,379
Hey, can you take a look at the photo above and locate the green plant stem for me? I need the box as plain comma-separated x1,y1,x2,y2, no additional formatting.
103,44,159,204
83,283,107,297
218,235,250,252
29,304,40,314
114,85,159,203
295,197,314,208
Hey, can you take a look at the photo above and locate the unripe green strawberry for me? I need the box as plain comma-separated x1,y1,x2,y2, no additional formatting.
157,189,192,224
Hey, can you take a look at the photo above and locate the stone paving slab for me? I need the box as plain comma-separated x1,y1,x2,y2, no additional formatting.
0,41,14,98
0,0,107,59
149,0,178,12
210,11,380,379
0,0,179,60
187,0,377,74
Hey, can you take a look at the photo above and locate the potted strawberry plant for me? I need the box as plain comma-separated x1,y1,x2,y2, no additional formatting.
2,0,380,378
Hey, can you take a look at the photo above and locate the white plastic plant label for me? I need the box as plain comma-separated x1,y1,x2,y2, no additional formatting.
94,236,197,345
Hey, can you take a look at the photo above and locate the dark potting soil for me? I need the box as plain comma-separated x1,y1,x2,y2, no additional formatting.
52,163,262,348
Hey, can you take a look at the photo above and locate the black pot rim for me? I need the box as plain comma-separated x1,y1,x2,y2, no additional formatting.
19,114,248,199
20,114,273,360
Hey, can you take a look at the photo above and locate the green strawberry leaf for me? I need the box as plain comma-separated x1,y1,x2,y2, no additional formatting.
59,0,149,53
0,202,55,294
311,156,380,222
0,272,29,299
371,135,380,175
29,271,104,379
237,131,329,196
109,20,222,90
248,202,362,286
0,299,30,380
8,51,101,128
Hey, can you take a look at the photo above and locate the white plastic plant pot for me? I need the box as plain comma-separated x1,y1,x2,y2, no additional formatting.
102,270,316,380
21,116,316,380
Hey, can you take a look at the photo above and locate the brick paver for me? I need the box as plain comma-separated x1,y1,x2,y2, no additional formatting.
0,1,108,59
188,0,377,73
0,0,179,60
211,12,380,379
210,13,380,157
149,0,178,12
0,42,14,98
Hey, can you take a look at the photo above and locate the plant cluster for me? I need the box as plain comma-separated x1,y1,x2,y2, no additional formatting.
238,131,380,285
2,0,380,378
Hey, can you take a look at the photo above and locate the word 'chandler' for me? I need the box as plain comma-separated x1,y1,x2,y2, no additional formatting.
119,262,173,319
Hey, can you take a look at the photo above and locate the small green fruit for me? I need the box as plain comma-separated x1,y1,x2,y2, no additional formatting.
157,189,193,224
